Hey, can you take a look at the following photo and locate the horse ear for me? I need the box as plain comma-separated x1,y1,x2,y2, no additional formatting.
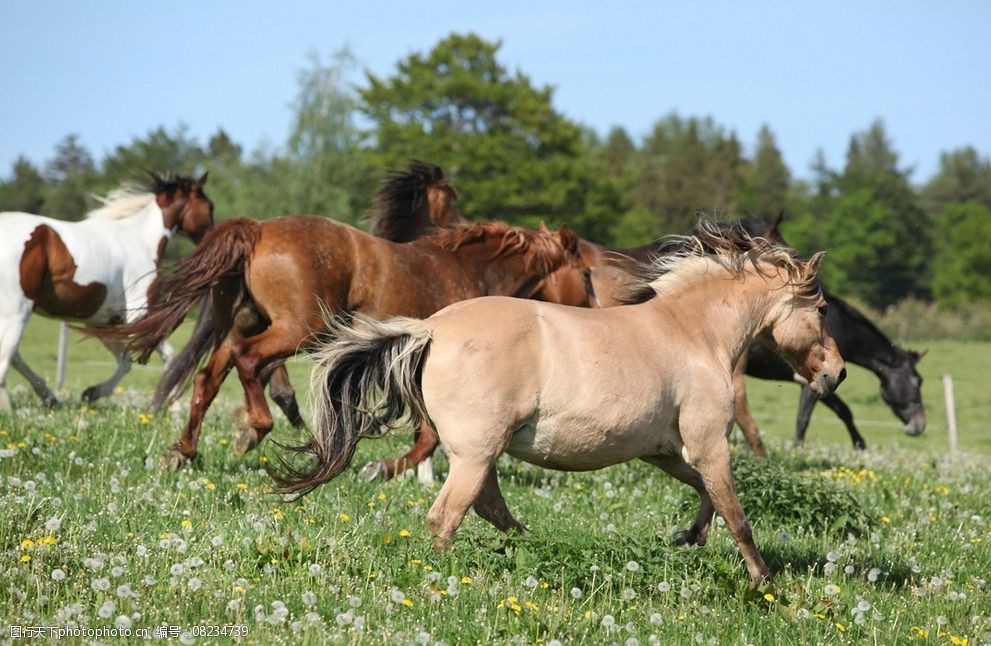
197,172,209,187
806,251,827,276
537,220,550,233
911,349,928,363
557,224,579,253
775,210,785,228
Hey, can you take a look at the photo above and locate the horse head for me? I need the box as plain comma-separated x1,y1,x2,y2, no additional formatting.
879,349,927,436
529,224,597,308
371,161,465,242
759,251,846,398
152,172,214,243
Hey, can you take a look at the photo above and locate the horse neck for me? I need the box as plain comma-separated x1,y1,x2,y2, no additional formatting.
826,295,905,373
103,200,173,261
651,267,780,370
460,243,562,297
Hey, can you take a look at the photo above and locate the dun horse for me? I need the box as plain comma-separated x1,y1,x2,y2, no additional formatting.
95,214,591,468
0,174,213,410
274,223,846,583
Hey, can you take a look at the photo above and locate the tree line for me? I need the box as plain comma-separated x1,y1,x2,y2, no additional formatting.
2,33,989,310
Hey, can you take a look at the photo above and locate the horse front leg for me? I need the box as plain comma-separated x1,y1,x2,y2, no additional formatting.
359,422,440,481
11,351,58,407
81,340,131,403
161,340,235,469
266,363,304,427
681,407,771,584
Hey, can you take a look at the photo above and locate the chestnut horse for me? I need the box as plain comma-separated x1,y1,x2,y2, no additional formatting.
274,222,846,583
94,215,590,468
150,161,467,416
0,173,213,410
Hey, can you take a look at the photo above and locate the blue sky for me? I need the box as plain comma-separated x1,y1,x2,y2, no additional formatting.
1,0,988,182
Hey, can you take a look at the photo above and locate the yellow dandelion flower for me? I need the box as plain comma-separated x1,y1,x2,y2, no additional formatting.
17,441,26,449
233,585,245,594
181,519,193,529
378,492,387,501
259,455,268,463
911,626,929,639
506,596,518,603
949,636,969,646
511,603,522,614
583,610,592,619
205,481,216,491
159,532,172,539
383,535,393,544
461,576,472,584
20,539,35,550
399,529,411,537
525,601,539,611
237,483,249,490
835,623,846,633
338,513,350,522
20,554,31,562
402,598,413,607
540,581,549,589
219,438,229,446
881,516,891,524
411,559,422,566
763,593,775,602
38,536,57,545
423,565,433,572
272,508,284,521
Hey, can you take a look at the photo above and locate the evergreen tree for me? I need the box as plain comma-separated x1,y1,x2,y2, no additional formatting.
43,134,96,220
736,124,792,217
0,157,47,213
360,32,623,239
921,146,991,216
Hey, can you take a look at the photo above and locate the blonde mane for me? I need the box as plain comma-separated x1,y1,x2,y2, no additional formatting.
87,186,156,220
624,218,821,302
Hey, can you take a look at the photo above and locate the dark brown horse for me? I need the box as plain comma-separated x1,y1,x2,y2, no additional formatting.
94,215,591,468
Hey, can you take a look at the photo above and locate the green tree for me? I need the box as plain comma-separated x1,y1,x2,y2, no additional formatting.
736,124,792,217
810,121,932,308
0,157,48,213
630,113,744,235
930,201,991,305
921,146,991,216
361,32,623,240
100,125,206,190
283,49,372,222
43,134,96,220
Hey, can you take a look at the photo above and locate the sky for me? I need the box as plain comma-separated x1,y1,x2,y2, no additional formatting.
1,0,989,183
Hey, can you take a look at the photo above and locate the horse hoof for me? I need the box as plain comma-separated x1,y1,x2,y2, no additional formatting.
673,528,706,547
233,428,260,456
42,396,59,409
160,449,192,471
359,461,386,482
81,387,100,403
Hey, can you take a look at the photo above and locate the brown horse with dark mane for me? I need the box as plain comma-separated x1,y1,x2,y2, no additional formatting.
93,211,590,469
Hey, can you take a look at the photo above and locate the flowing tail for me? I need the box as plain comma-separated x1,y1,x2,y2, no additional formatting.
270,314,433,497
150,293,221,410
88,218,261,363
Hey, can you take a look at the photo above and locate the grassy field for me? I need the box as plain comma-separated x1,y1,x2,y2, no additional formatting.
2,317,989,644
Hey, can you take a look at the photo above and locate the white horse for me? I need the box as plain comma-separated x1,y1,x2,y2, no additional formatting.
0,173,213,410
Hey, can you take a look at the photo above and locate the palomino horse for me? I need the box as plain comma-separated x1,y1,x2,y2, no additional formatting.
150,160,467,416
0,174,213,410
273,222,846,583
94,216,591,469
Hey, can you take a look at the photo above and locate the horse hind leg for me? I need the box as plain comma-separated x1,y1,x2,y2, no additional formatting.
360,422,441,482
426,452,495,551
230,327,298,456
266,363,304,428
81,339,131,403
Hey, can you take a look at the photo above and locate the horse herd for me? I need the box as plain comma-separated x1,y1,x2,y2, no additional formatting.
0,163,927,583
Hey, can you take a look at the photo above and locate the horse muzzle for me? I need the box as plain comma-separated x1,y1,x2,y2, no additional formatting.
811,367,847,398
903,409,926,436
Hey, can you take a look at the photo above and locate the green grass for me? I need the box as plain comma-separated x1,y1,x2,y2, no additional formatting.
2,316,989,644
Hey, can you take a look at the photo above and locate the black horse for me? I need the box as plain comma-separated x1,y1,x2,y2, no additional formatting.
734,217,926,450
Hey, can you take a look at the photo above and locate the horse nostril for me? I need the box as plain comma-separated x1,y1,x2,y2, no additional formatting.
837,368,847,385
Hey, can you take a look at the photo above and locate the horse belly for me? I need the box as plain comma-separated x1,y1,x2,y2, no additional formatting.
506,413,675,472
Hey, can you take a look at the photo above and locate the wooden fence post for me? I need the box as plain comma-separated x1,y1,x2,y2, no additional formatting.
56,322,69,391
942,373,958,461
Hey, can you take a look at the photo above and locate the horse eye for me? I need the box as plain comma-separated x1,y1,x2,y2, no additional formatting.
817,303,828,317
